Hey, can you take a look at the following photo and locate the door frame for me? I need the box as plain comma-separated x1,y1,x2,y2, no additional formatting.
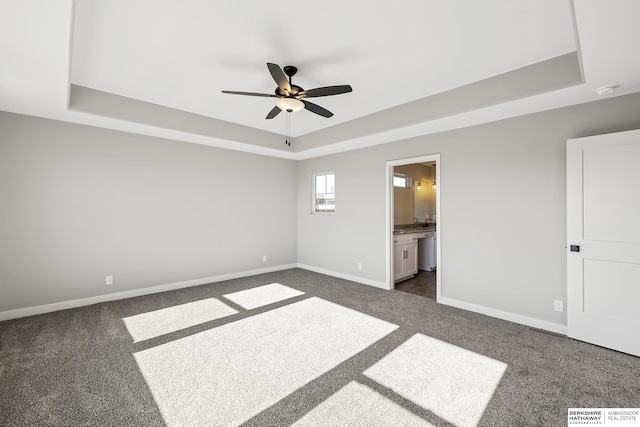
385,154,441,299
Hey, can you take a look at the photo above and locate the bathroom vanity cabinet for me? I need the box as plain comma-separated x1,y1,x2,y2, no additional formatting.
393,234,418,282
394,230,435,282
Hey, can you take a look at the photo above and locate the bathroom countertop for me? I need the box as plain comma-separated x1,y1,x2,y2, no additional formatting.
393,225,436,235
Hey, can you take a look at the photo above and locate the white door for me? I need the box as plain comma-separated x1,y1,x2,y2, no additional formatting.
567,129,640,357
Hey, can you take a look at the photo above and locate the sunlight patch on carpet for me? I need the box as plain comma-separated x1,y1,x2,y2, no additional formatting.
222,282,305,309
363,334,507,427
134,297,398,426
293,381,435,427
123,298,238,342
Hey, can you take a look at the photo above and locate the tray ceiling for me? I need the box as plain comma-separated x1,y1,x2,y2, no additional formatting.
1,0,640,159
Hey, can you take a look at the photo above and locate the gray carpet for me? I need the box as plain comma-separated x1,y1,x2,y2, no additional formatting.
0,268,638,426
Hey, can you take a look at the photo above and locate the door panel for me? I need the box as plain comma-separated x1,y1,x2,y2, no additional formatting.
583,143,640,243
405,242,418,276
393,245,405,281
567,129,640,357
584,259,640,324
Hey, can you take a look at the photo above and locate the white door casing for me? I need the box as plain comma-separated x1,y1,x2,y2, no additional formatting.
567,129,640,357
386,154,441,296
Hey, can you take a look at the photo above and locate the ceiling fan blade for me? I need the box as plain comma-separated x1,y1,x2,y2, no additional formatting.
222,90,277,98
299,85,352,98
266,106,282,119
301,100,334,118
267,63,292,94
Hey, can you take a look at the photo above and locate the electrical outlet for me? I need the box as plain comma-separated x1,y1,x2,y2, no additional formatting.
554,300,564,312
357,262,363,271
106,276,113,285
262,255,267,262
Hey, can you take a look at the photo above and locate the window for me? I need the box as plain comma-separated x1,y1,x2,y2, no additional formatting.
314,172,335,213
393,173,413,189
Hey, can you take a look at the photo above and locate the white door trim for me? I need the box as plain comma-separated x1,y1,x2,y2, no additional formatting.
385,154,441,298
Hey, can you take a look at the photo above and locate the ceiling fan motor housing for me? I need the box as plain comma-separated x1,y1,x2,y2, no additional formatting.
275,66,302,96
275,84,303,97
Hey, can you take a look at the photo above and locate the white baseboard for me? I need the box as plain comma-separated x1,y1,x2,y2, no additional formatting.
0,263,298,322
1,264,567,337
297,264,566,335
438,296,567,335
297,263,389,290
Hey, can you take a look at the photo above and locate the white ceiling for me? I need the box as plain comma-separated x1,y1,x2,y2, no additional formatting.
1,0,640,159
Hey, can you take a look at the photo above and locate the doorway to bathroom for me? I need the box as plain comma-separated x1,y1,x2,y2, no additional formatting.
386,154,441,301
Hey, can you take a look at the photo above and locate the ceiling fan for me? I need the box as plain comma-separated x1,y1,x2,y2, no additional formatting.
222,63,352,119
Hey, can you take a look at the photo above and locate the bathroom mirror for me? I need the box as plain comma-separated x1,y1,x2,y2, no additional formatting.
393,162,436,225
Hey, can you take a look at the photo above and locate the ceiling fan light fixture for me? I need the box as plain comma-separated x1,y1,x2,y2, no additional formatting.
276,97,304,112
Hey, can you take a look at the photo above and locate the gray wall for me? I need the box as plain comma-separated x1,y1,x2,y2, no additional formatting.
0,112,298,313
297,93,640,326
3,92,640,327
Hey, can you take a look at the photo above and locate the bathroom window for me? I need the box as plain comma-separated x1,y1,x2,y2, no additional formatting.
313,172,335,213
393,173,413,189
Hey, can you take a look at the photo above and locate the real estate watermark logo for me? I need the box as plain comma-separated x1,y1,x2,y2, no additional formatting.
568,409,640,426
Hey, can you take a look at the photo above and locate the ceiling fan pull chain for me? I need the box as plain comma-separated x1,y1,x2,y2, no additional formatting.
285,112,291,146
